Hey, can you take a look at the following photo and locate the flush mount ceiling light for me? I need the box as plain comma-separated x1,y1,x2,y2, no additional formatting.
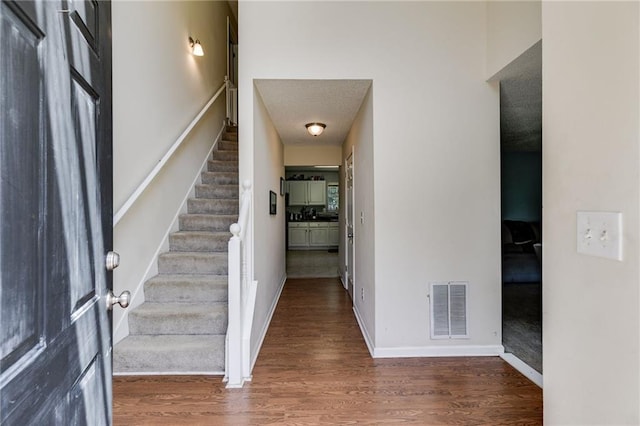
189,37,204,56
305,122,326,137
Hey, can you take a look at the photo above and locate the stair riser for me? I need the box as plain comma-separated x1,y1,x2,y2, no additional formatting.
158,254,228,274
179,215,236,232
188,199,238,215
129,310,228,335
195,185,239,199
113,337,225,373
208,161,238,172
212,150,238,161
169,234,229,252
218,141,238,151
200,172,238,185
145,282,228,303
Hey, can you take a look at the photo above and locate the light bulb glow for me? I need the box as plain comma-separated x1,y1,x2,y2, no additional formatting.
189,37,204,56
305,122,326,136
192,40,204,56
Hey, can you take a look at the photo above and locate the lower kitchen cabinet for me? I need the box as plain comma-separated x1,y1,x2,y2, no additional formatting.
309,223,328,246
328,223,340,246
288,221,338,250
288,223,309,248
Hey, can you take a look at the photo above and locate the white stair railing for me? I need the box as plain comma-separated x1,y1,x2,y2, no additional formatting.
225,180,256,388
225,76,238,126
113,81,227,226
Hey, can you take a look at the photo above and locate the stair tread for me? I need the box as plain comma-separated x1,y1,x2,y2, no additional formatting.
160,251,228,257
180,213,237,219
179,214,237,232
201,171,238,176
189,198,238,203
196,183,239,189
131,301,227,313
171,230,231,237
145,274,228,303
147,274,228,284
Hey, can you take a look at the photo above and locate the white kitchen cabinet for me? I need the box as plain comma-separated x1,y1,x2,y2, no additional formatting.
287,181,326,206
308,223,329,246
288,222,309,248
288,181,308,206
328,223,340,246
288,221,339,249
307,181,326,205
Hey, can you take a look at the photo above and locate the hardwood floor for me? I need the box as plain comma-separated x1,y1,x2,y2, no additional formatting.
113,278,542,425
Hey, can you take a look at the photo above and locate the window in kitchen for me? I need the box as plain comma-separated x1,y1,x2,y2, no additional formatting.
327,183,339,211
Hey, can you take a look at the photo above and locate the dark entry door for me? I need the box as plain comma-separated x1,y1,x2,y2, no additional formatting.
1,0,113,424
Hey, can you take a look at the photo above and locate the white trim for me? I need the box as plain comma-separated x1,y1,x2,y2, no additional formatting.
250,274,287,372
352,305,375,357
113,370,225,377
372,344,504,358
112,122,226,344
113,82,227,226
500,353,543,388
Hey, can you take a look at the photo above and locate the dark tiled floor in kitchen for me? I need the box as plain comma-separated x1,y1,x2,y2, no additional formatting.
286,250,339,278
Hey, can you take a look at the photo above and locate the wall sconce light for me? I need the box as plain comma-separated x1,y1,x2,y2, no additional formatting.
189,37,204,56
305,122,326,137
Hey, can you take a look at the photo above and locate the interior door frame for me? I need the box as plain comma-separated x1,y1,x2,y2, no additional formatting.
345,148,355,300
226,15,238,86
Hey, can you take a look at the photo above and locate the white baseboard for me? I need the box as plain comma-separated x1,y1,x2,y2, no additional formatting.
351,305,503,360
250,273,287,372
373,344,504,358
113,121,227,345
500,352,543,388
352,305,375,357
113,371,225,377
339,272,346,290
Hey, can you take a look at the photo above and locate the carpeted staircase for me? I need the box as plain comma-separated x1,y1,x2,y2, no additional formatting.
114,127,238,374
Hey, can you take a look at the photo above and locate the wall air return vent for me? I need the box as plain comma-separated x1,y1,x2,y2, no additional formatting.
429,282,468,339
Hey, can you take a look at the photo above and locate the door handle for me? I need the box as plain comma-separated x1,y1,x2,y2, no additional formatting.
348,233,354,238
105,251,120,271
106,290,131,310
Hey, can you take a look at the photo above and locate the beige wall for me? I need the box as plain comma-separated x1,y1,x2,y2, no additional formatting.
542,2,640,423
249,86,287,364
112,1,233,341
341,86,376,345
284,145,342,166
486,0,541,79
240,1,501,355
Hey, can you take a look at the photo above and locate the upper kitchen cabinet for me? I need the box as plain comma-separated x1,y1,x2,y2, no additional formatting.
288,181,326,206
307,181,326,205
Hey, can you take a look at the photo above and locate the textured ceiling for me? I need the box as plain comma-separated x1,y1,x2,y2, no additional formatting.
496,41,542,152
254,79,372,146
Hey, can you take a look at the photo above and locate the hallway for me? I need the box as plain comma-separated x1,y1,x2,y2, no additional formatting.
113,278,542,424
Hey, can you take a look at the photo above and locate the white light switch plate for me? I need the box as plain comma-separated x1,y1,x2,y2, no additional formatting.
576,211,623,261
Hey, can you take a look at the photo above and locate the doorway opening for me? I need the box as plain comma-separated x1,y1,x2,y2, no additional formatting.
496,41,543,381
284,165,340,278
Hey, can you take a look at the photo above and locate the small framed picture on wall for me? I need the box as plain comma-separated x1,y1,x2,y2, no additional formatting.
280,177,285,195
269,190,277,215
